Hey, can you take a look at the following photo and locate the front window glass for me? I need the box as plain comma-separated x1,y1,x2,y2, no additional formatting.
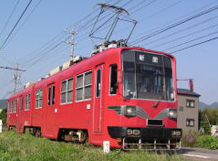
122,49,174,101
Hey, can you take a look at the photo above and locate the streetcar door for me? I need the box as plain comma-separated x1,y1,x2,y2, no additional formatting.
46,84,57,135
93,64,103,133
17,96,23,132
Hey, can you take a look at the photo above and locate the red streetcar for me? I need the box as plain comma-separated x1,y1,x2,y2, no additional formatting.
7,43,182,150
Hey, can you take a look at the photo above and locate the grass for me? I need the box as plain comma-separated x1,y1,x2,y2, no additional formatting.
196,135,218,150
0,131,189,161
181,131,218,150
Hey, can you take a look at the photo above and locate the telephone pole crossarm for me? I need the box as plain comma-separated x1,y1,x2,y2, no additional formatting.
0,65,26,72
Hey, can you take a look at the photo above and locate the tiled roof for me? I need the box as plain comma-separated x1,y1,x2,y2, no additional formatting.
177,88,201,97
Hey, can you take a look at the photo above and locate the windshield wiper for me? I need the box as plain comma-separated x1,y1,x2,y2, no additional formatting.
152,95,162,108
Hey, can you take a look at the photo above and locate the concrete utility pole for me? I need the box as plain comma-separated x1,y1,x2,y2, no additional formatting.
64,30,78,58
0,63,25,93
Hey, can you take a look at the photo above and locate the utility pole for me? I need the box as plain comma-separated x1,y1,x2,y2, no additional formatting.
0,63,25,93
64,30,77,58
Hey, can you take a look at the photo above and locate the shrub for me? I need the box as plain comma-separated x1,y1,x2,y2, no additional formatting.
200,120,211,135
196,135,218,149
181,131,200,147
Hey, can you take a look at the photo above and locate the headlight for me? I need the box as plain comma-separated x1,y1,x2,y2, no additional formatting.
132,129,141,136
125,106,137,117
126,129,133,135
172,130,182,137
126,129,141,136
168,109,177,119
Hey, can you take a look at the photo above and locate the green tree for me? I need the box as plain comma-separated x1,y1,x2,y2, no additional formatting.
0,108,7,128
202,108,218,125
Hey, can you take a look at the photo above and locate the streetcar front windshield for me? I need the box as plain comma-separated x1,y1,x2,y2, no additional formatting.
122,49,174,101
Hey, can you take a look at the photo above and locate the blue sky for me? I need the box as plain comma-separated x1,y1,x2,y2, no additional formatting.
0,0,217,104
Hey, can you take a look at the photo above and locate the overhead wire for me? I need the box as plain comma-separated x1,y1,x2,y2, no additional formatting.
0,0,33,50
141,15,218,47
0,0,20,37
150,22,218,49
20,0,122,68
4,0,43,49
163,30,218,51
138,0,185,22
21,0,131,69
145,15,218,48
130,4,218,45
130,0,218,44
129,0,158,15
17,0,218,73
25,41,64,70
2,0,218,97
75,0,153,45
171,36,218,54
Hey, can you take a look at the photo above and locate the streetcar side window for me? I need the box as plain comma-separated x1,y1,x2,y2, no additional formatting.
9,101,13,113
13,99,17,113
76,74,83,101
25,93,31,111
84,71,92,99
61,77,73,104
35,89,43,109
19,96,23,111
76,70,92,101
48,87,51,105
52,86,55,105
109,64,117,95
48,85,55,105
96,69,101,97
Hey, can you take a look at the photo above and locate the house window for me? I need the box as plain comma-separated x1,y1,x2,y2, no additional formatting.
13,99,17,113
25,94,31,110
186,119,195,127
109,64,117,95
35,89,43,109
61,78,73,104
76,71,92,101
19,96,23,111
186,100,195,108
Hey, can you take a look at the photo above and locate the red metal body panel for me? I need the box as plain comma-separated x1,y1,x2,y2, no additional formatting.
7,47,179,148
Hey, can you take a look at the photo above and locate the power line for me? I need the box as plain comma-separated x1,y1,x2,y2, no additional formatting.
131,0,218,43
138,0,185,22
163,30,218,51
142,14,218,47
129,0,157,15
4,0,43,49
21,0,131,69
93,0,181,44
171,36,218,54
75,0,150,44
25,41,64,70
0,0,33,50
150,22,218,49
18,0,218,75
18,0,121,66
0,0,20,37
130,3,218,45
